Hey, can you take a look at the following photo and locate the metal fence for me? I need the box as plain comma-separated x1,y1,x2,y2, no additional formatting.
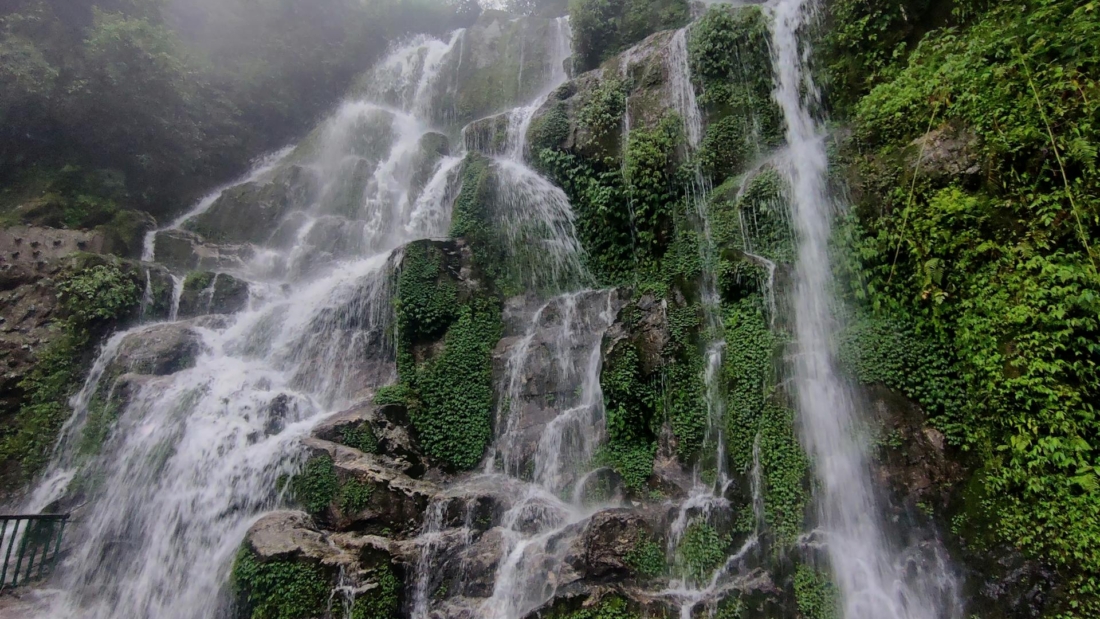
0,514,69,589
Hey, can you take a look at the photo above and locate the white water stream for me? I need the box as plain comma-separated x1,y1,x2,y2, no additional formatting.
769,0,961,617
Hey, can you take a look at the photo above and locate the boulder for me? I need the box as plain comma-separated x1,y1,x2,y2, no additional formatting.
176,272,250,318
313,401,427,477
185,165,315,245
111,323,206,377
908,124,980,179
567,510,652,580
152,229,254,272
245,511,336,564
303,437,438,536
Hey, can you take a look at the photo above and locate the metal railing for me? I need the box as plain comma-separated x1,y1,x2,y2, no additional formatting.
0,514,69,589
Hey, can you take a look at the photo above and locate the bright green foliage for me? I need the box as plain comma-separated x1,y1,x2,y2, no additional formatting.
568,0,689,72
403,299,502,471
677,522,729,583
339,423,379,454
689,4,782,181
794,564,839,619
625,536,666,578
0,330,87,487
339,478,374,514
0,259,142,490
723,299,808,544
600,342,659,490
578,77,627,147
842,0,1100,611
373,384,412,407
289,454,339,515
396,242,458,343
529,101,572,154
663,303,707,459
623,115,683,260
350,565,401,619
56,262,141,330
232,548,329,619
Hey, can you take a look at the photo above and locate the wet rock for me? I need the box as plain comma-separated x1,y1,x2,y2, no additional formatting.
185,165,315,244
491,290,625,481
446,11,569,127
464,113,512,156
176,272,250,319
312,400,428,477
410,132,452,200
112,323,206,377
152,229,255,272
567,510,652,580
908,124,980,178
303,437,438,536
245,511,335,563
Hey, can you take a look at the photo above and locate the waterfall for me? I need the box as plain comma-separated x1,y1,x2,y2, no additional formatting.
769,1,961,618
29,32,470,619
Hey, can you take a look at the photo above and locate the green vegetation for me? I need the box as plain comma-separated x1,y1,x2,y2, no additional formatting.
339,423,379,455
600,341,659,491
0,258,141,490
391,240,502,471
0,0,478,224
350,564,401,619
552,596,640,619
288,454,339,515
794,564,838,619
677,521,729,584
833,0,1100,612
624,535,666,578
568,0,689,72
339,478,374,514
688,5,782,183
232,548,329,619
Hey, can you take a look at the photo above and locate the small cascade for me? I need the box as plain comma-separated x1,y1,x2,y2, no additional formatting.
168,274,184,321
769,0,961,618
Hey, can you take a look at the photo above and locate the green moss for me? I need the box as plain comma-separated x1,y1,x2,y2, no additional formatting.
723,298,808,544
600,341,659,491
396,242,459,343
528,101,571,154
569,0,689,72
688,5,782,153
552,595,641,619
288,454,339,514
232,548,329,619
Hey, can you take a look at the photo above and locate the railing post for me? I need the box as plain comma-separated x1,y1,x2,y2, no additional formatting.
0,518,20,586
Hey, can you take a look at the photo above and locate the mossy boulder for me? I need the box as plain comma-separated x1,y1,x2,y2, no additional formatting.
176,271,250,318
184,165,314,245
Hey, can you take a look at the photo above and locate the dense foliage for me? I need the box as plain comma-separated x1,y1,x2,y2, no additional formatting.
392,240,502,471
0,257,142,489
833,0,1100,612
568,0,689,72
0,0,477,225
232,548,329,619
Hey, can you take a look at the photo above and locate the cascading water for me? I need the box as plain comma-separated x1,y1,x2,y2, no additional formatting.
26,31,469,619
768,0,961,617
